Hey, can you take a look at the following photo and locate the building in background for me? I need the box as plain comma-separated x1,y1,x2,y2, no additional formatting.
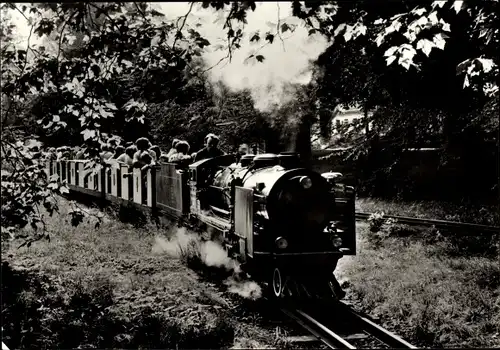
312,106,374,150
332,107,373,132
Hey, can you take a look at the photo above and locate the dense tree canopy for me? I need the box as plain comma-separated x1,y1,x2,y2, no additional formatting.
1,1,498,240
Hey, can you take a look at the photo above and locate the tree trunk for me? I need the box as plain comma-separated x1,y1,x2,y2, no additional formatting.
363,104,370,134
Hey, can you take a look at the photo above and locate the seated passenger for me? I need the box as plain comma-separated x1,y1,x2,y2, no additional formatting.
105,145,125,167
149,145,161,162
168,140,191,165
62,149,72,160
47,147,57,160
139,151,154,168
167,139,180,158
112,145,125,160
193,134,225,162
100,144,114,161
229,143,250,168
116,145,136,166
159,153,169,163
132,137,152,168
238,143,249,154
123,150,154,178
55,147,64,160
74,146,85,160
56,146,72,160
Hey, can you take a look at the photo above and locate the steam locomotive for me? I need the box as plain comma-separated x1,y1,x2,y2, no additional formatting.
49,151,356,300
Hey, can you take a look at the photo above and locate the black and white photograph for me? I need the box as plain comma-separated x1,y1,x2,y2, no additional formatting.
1,1,498,349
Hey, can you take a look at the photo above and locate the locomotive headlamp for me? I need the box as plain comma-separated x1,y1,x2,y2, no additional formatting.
275,237,288,249
331,236,343,248
300,176,312,189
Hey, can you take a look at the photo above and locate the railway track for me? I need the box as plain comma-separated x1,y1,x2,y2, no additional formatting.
282,302,417,349
356,212,499,234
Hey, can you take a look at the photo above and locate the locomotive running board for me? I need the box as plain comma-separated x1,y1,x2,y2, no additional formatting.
196,213,232,232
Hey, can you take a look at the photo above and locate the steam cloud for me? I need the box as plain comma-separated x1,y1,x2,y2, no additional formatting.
152,2,328,112
152,227,262,300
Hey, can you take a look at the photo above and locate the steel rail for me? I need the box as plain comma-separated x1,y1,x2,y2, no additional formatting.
339,302,417,349
356,212,499,234
281,307,356,349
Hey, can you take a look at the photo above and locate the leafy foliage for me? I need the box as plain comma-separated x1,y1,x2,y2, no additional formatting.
306,1,498,199
1,2,217,239
2,1,498,241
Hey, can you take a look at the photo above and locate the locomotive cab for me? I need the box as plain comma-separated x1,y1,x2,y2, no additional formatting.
188,154,238,216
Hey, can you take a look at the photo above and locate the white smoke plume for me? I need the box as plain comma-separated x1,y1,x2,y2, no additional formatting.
225,277,262,300
152,226,262,300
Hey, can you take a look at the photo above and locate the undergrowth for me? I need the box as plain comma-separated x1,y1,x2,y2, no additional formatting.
1,198,237,349
1,262,235,349
366,212,499,257
338,222,500,348
1,196,289,349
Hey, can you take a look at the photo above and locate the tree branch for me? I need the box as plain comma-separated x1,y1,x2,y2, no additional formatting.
223,6,236,63
87,3,120,31
133,2,147,20
8,3,30,22
173,2,194,50
5,4,42,57
2,23,35,124
56,10,78,75
243,32,295,64
276,3,286,52
202,52,230,73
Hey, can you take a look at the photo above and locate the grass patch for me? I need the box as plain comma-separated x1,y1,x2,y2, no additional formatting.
365,212,499,258
1,196,292,349
356,197,499,226
1,197,279,349
337,222,500,348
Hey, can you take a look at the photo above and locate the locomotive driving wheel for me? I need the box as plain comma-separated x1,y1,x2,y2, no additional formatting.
272,267,283,297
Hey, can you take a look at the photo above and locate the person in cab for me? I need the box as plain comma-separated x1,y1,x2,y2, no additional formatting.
236,143,249,162
193,134,225,162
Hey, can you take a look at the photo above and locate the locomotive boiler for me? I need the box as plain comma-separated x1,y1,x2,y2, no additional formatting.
188,152,356,299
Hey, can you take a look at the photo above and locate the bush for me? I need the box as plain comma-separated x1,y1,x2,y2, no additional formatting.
367,213,398,247
1,262,236,349
367,212,387,233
